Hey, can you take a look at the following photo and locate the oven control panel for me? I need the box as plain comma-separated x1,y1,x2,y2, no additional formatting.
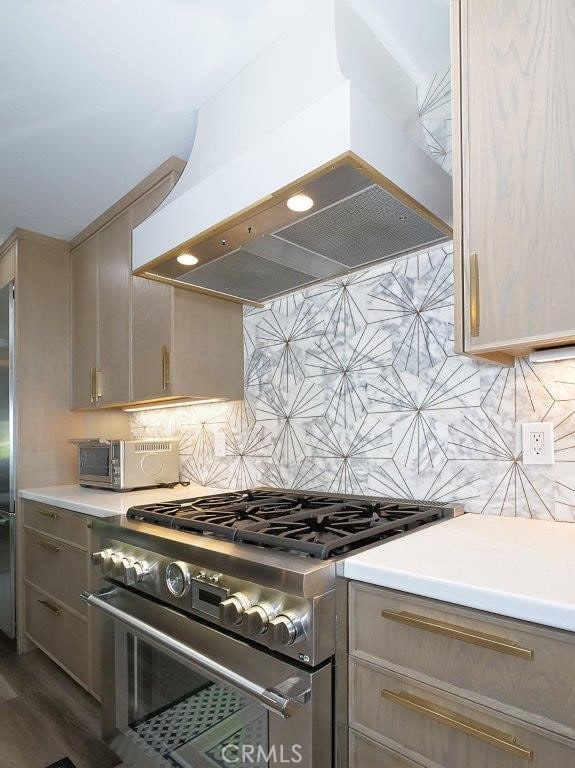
92,542,334,665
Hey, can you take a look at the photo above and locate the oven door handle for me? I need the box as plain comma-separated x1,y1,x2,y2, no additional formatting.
81,590,310,719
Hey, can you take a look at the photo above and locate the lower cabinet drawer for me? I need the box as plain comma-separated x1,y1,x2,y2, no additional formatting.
23,501,88,548
25,584,89,687
24,528,87,615
349,583,575,736
350,659,575,768
350,729,423,767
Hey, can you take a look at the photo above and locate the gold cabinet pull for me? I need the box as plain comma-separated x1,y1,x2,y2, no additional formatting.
95,368,103,401
469,252,480,337
36,541,61,553
162,345,170,391
38,599,61,617
381,610,533,660
381,690,533,760
35,509,59,520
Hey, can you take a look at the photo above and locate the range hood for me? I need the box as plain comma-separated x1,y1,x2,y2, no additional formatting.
132,0,452,305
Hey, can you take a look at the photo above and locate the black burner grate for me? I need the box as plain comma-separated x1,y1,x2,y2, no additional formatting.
127,489,451,559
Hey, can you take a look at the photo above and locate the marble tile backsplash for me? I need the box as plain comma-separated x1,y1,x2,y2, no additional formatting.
131,243,575,521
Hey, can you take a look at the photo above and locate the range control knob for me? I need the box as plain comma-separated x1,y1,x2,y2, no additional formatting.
219,593,252,626
125,560,149,586
269,614,301,646
92,549,112,570
243,605,270,635
113,556,132,579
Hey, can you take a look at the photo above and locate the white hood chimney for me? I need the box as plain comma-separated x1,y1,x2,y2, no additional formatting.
133,0,452,304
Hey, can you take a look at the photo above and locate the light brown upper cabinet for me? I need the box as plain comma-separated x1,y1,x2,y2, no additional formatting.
452,0,575,364
71,158,244,410
71,235,99,409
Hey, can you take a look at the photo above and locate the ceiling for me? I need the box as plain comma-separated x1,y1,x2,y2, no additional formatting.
0,0,449,246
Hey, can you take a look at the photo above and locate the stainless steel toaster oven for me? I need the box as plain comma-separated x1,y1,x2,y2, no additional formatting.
76,438,180,491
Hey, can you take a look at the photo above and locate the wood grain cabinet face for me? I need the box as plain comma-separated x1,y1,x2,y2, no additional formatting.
131,276,173,402
21,500,101,697
24,528,87,615
97,210,131,406
350,659,575,768
130,178,175,403
348,583,575,767
25,583,89,687
71,235,99,409
454,0,575,358
349,730,421,768
70,163,244,410
23,502,88,548
349,583,575,738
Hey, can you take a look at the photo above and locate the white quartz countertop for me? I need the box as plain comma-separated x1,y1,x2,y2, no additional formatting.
344,514,575,633
19,483,225,518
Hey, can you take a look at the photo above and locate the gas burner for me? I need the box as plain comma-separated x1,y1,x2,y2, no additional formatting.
127,488,449,559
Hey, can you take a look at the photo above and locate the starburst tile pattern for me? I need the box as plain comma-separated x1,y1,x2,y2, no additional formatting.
131,247,575,519
368,246,455,374
129,61,575,520
418,67,452,174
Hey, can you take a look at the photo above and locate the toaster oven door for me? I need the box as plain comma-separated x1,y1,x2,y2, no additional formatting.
78,441,114,487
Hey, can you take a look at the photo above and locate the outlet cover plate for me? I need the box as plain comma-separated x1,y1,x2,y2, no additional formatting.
522,422,554,465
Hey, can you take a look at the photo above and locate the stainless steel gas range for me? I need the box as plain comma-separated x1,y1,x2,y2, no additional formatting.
83,488,461,768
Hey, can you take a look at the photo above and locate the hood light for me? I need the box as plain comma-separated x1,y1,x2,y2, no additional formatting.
287,193,314,212
177,253,199,266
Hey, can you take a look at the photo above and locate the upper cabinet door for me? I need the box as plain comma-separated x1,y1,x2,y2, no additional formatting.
130,178,176,403
131,276,173,402
455,0,575,358
97,210,131,406
71,235,99,409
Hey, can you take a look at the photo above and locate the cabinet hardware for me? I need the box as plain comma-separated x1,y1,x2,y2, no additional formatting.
95,368,103,400
34,509,59,520
162,346,170,391
381,690,533,759
90,366,95,403
381,610,533,660
469,252,480,337
38,599,61,617
37,541,61,553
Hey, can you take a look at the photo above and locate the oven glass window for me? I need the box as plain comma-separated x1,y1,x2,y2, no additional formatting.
117,632,269,768
79,445,110,478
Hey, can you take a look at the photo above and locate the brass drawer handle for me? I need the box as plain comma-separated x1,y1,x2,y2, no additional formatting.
469,252,480,337
38,599,61,617
35,509,59,520
162,345,170,391
381,690,533,760
381,610,533,661
36,541,61,553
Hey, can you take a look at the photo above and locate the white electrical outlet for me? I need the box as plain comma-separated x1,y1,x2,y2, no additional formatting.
214,431,227,457
522,422,554,465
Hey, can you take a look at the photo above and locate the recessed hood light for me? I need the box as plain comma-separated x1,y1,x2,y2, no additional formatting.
286,194,314,212
177,253,199,266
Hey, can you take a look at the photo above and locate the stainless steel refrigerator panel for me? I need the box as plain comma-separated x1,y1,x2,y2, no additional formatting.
0,281,15,638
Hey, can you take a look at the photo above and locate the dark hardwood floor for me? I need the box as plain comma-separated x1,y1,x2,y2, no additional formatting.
0,631,120,768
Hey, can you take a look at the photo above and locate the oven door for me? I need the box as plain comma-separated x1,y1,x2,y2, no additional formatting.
84,586,331,768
